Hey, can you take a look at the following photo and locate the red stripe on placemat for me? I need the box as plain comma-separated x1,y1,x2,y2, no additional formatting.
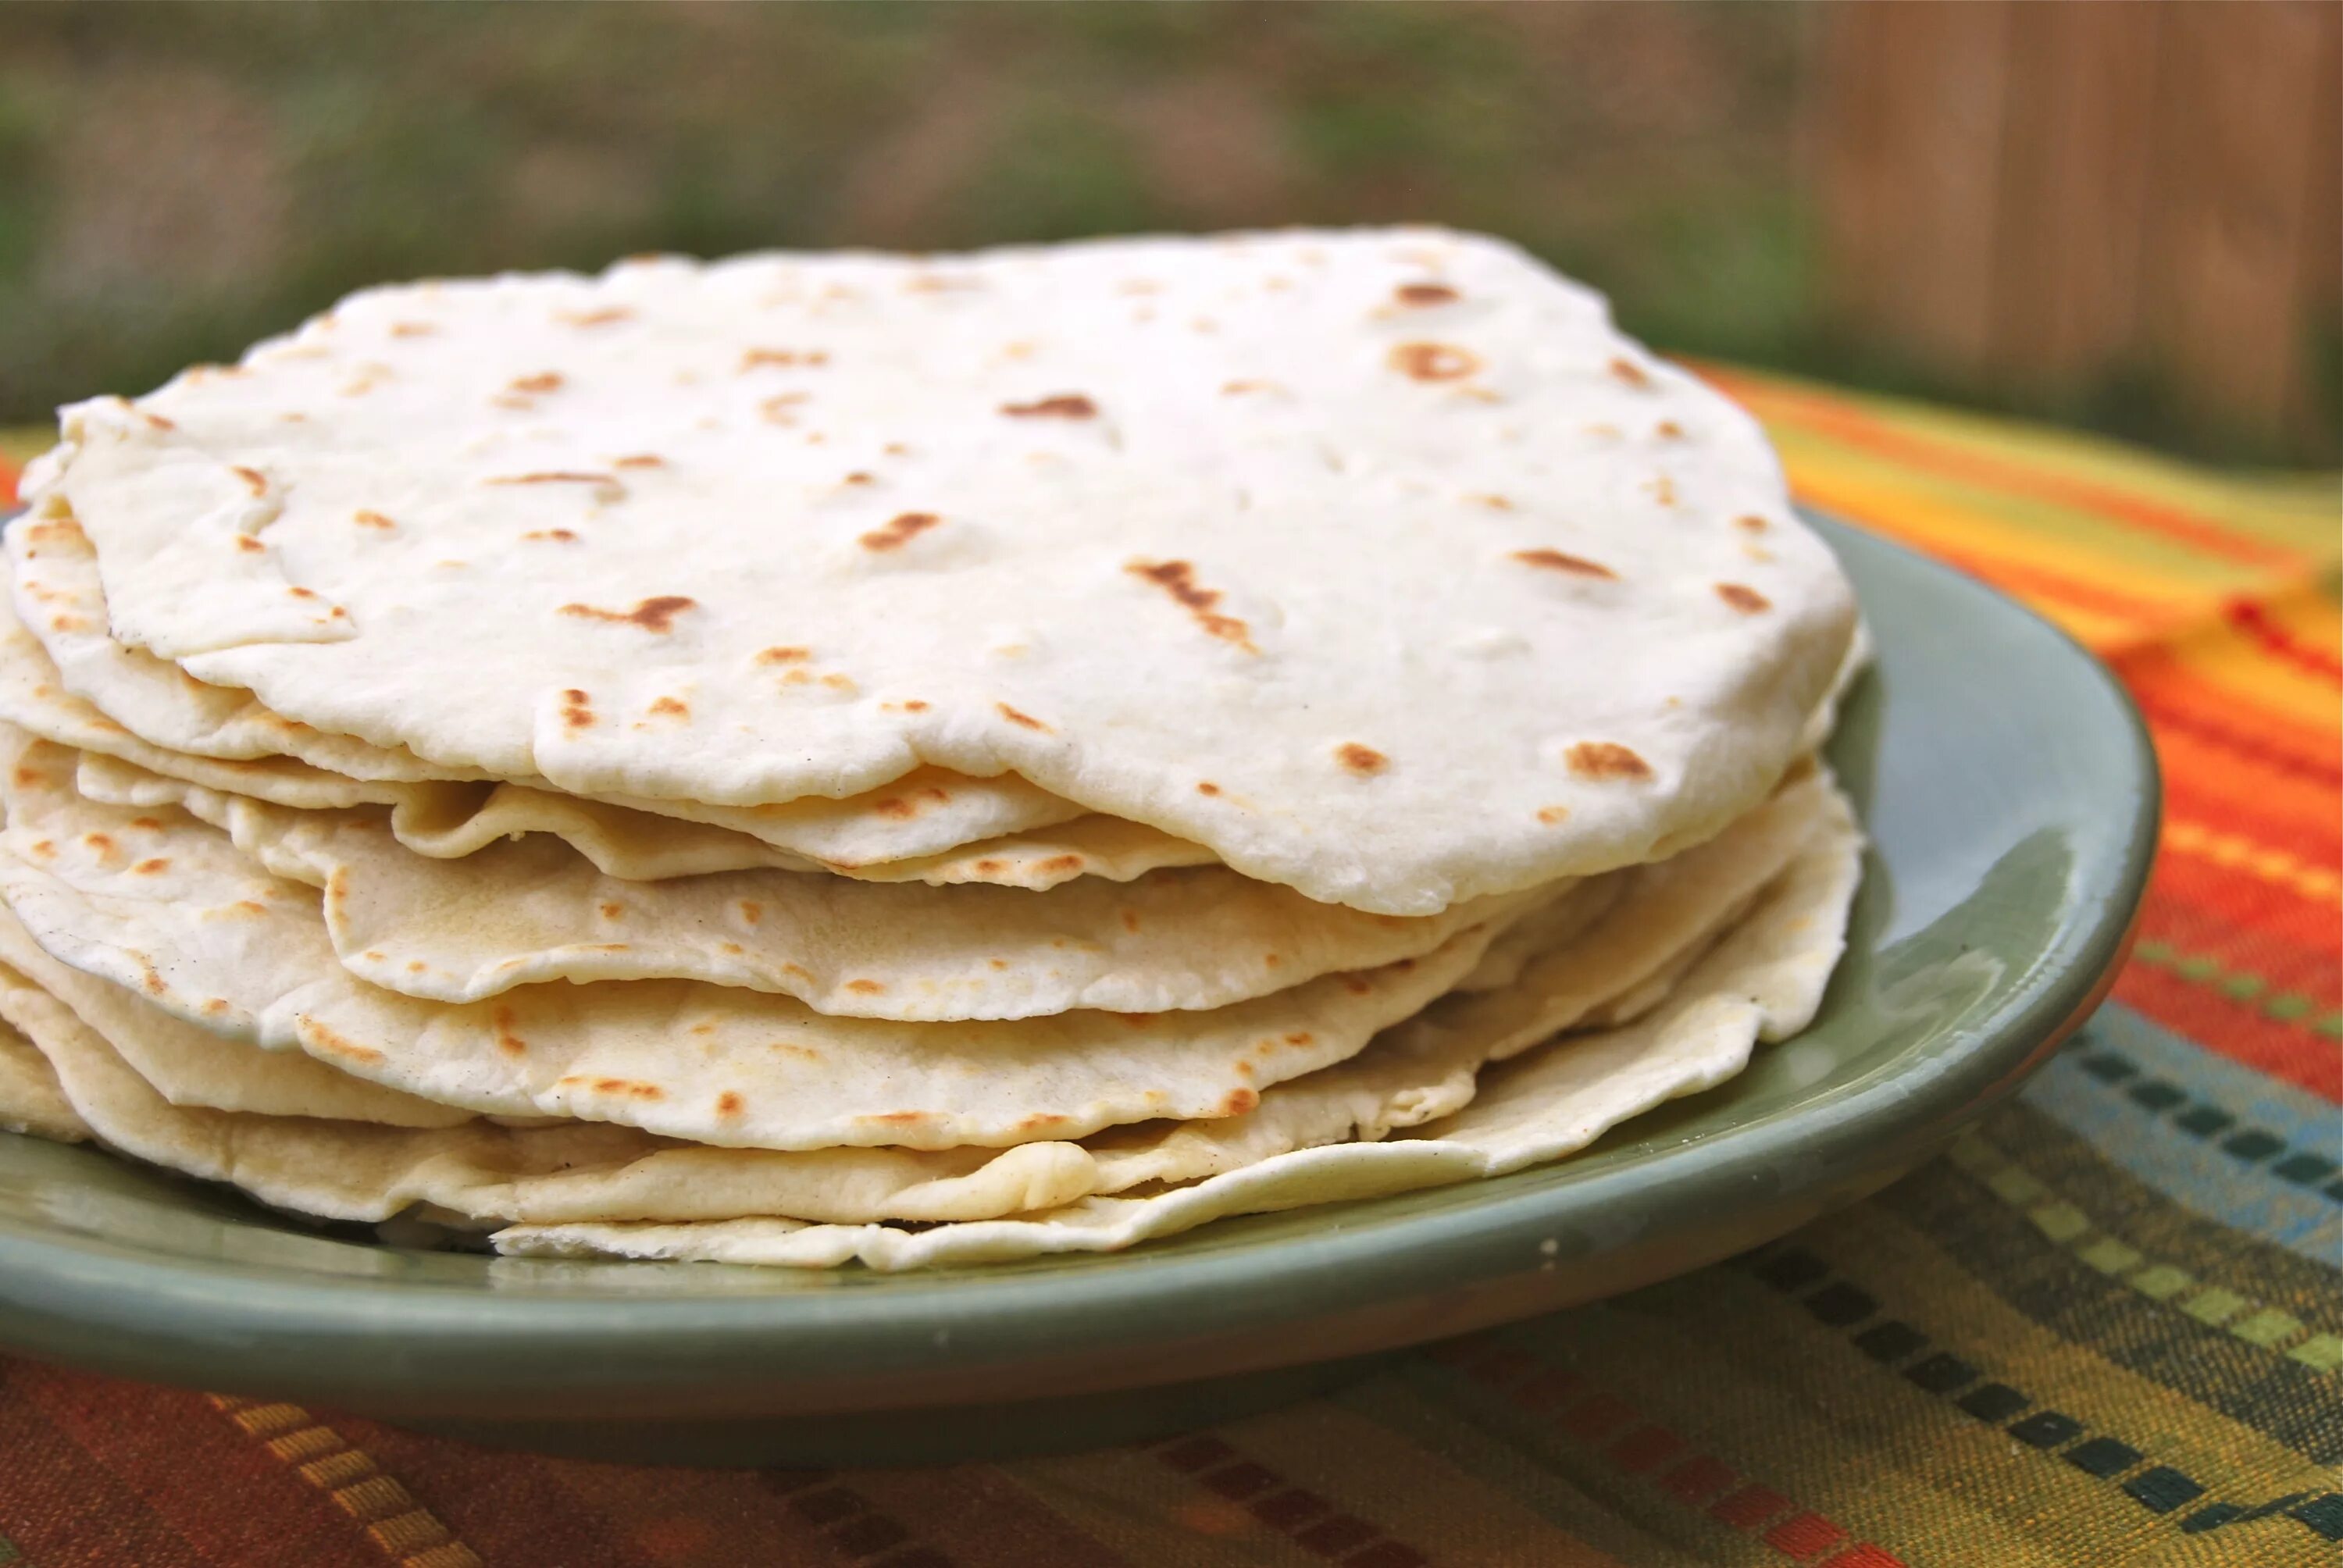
1696,366,2311,571
2224,598,2343,686
2113,964,2343,1103
1436,1335,1909,1566
333,1414,657,1568
6,1360,387,1567
0,1362,222,1567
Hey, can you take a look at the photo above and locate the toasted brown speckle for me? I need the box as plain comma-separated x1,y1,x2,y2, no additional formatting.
1567,741,1654,781
1735,514,1770,533
1126,560,1257,653
558,595,696,633
1537,805,1570,825
844,979,885,996
1037,853,1084,874
716,1092,744,1116
737,900,764,925
230,465,268,494
354,510,396,530
1336,743,1388,776
1395,282,1460,307
1512,548,1616,579
132,857,169,875
997,702,1050,732
757,646,811,665
234,535,266,554
1000,394,1098,419
741,347,829,370
647,696,690,718
1387,342,1481,383
523,529,579,543
1609,356,1653,389
860,511,940,551
1715,583,1771,614
508,372,564,394
1221,1088,1261,1116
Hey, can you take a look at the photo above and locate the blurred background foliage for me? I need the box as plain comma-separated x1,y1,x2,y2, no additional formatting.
1,2,2333,462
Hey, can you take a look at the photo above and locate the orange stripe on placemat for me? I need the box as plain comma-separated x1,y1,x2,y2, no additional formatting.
0,1363,218,1567
211,1395,482,1568
1699,367,2313,572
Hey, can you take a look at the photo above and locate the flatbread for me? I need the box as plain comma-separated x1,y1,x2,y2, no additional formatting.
0,903,469,1127
6,729,1537,1019
0,1012,87,1142
0,761,1533,1149
0,776,1852,1230
494,785,1863,1267
0,587,1104,868
34,228,1856,913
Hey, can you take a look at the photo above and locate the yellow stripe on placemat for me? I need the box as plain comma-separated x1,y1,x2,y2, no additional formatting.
209,1395,480,1568
1947,1131,2343,1374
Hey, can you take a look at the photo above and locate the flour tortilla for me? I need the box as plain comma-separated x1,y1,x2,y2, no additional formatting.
0,588,1144,870
0,903,469,1126
23,744,1523,1018
0,1011,87,1142
0,775,1853,1231
36,228,1857,913
0,755,1533,1149
493,784,1863,1268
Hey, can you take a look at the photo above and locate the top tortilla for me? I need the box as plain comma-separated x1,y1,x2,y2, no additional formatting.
27,227,1856,913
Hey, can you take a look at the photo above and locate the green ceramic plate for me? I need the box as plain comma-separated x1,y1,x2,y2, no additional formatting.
0,515,2156,1466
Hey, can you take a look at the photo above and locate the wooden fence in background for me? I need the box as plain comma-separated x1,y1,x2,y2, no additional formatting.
1816,1,2339,455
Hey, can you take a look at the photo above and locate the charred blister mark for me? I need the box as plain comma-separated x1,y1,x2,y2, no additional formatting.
558,595,697,633
1125,560,1257,654
1511,548,1617,579
1000,394,1098,419
1566,741,1654,782
1715,583,1771,614
1386,343,1481,383
859,512,940,552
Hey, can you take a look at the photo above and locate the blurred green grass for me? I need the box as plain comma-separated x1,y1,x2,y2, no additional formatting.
0,2,2323,461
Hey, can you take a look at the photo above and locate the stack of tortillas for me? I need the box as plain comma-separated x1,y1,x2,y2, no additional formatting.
0,229,1866,1270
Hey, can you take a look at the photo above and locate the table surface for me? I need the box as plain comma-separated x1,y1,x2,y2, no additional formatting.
0,365,2335,1568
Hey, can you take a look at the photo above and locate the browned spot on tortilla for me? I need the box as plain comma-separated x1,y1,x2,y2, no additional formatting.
354,510,395,529
305,1021,383,1064
1715,583,1771,614
1196,781,1221,796
759,393,808,424
1386,342,1481,382
132,857,169,875
844,979,885,996
230,465,268,494
872,796,914,820
558,307,633,328
736,900,764,925
1656,420,1685,440
486,471,622,497
612,454,665,470
1037,854,1083,874
1395,282,1460,307
129,818,162,830
287,586,318,600
27,840,52,858
1648,475,1678,506
840,471,876,487
860,511,940,551
997,703,1050,732
233,535,266,554
9,768,38,788
1609,356,1652,388
1283,1032,1314,1046
1221,1088,1260,1116
1340,974,1375,996
201,998,230,1017
493,1006,527,1058
1567,741,1654,781
81,833,113,853
389,321,436,337
508,372,565,394
558,595,697,633
1016,1113,1072,1134
142,410,176,430
562,1075,666,1102
741,347,828,369
233,900,266,916
647,696,689,718
597,900,624,919
1000,394,1097,419
719,942,744,956
757,646,810,665
868,1111,929,1126
1537,805,1569,825
1512,548,1616,579
1125,560,1257,653
523,529,578,543
1336,743,1388,776
902,699,930,712
1469,494,1516,511
716,1092,744,1116
1120,910,1141,934
1735,513,1770,533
